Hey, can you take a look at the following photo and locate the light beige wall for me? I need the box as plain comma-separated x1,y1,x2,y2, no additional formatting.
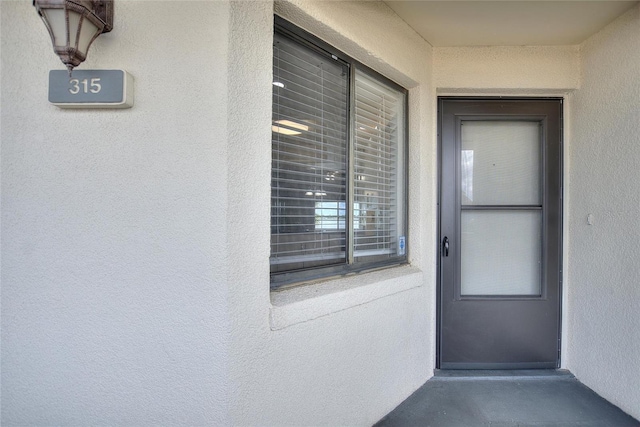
4,0,636,424
226,1,436,425
2,1,436,424
568,4,640,419
434,45,580,92
1,1,231,424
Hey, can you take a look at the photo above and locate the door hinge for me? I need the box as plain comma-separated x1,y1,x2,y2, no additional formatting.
558,339,562,358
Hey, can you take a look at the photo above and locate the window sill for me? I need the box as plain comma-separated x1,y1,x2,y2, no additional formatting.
269,265,422,330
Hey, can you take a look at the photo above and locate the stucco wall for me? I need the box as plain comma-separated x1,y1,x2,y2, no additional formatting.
434,45,580,92
1,1,231,424
2,0,436,425
8,0,637,425
226,1,435,425
568,4,640,420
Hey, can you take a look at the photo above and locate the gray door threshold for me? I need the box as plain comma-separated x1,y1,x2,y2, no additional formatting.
433,368,574,380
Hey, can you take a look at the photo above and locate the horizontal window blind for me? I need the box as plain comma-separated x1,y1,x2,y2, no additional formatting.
353,70,406,260
270,18,408,286
271,32,349,272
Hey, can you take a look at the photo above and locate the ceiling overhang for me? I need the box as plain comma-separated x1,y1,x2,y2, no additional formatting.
384,1,639,47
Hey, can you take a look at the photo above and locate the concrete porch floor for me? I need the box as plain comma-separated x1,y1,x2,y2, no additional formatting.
375,370,639,427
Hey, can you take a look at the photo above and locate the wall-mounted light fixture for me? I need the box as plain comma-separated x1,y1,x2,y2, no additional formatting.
33,0,113,75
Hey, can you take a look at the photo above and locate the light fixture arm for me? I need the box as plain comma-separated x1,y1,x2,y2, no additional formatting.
89,0,114,33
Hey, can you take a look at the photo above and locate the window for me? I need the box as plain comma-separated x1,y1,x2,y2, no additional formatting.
271,17,408,287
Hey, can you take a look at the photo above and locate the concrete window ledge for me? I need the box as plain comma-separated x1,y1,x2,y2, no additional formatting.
269,265,423,330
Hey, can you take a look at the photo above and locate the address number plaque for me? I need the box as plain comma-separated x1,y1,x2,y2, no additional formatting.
49,69,134,109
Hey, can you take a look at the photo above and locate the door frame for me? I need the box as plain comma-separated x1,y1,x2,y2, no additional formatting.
436,96,564,369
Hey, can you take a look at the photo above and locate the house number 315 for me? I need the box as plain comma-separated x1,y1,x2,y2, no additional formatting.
68,78,102,94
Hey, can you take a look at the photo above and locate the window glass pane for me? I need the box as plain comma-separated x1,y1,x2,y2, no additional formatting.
270,33,349,272
270,20,408,286
353,70,406,261
461,121,540,206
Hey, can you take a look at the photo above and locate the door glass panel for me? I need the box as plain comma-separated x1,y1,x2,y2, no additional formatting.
461,210,541,296
461,121,540,205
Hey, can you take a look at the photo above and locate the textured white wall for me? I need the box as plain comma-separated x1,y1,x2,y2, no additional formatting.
226,1,436,425
434,45,580,92
8,0,636,425
568,4,640,420
1,1,231,424
2,0,435,425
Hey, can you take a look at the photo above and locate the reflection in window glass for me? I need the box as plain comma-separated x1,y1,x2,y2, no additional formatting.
315,202,360,230
461,150,474,203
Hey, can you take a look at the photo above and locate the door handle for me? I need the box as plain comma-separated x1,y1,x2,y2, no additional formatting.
442,236,449,257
